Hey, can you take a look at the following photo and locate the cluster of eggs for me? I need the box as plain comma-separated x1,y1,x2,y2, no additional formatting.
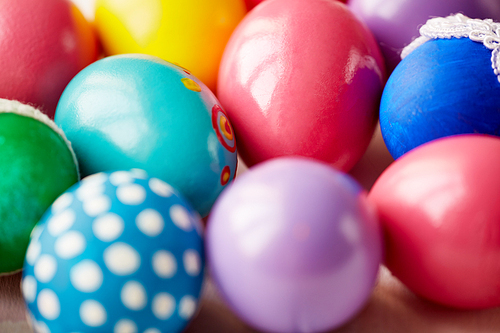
0,0,499,332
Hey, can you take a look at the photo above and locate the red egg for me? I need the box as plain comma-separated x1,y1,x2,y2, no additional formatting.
218,0,385,172
245,0,347,10
0,0,98,117
369,135,500,309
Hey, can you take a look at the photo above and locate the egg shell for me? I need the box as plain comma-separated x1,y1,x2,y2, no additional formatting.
348,0,500,72
380,38,500,159
94,0,247,91
22,170,205,333
207,157,383,332
0,0,98,118
0,99,78,274
369,135,500,309
218,0,386,172
55,54,238,217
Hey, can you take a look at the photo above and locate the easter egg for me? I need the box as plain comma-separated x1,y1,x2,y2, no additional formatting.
0,0,98,118
348,0,500,72
207,157,383,332
0,99,78,274
22,170,205,332
218,0,386,172
55,54,238,217
94,0,246,91
379,15,500,159
369,135,500,309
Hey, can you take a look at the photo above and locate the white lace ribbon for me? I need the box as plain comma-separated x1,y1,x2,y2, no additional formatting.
401,14,500,83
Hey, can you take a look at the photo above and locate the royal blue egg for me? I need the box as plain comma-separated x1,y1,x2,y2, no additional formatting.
380,38,500,159
55,54,237,217
22,170,205,333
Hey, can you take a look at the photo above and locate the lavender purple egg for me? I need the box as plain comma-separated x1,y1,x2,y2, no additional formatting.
206,157,383,332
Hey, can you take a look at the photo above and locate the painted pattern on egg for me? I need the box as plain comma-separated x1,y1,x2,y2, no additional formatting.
23,170,205,333
212,104,236,153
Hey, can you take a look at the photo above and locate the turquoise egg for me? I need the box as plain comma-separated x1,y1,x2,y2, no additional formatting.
55,54,237,217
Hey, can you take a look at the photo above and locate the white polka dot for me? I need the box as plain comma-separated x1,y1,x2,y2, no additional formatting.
130,168,148,179
30,224,44,242
149,178,173,197
22,276,37,303
114,319,137,333
51,193,73,214
82,172,108,186
80,300,107,327
32,319,50,333
179,295,197,320
143,328,161,333
170,205,192,231
116,184,146,205
83,195,111,217
47,209,76,236
93,213,124,242
55,231,86,259
70,260,103,293
37,289,60,320
104,243,141,276
26,241,41,266
77,183,106,202
152,293,175,320
110,171,134,186
152,250,177,279
121,281,147,311
183,250,202,276
136,209,164,237
34,255,57,283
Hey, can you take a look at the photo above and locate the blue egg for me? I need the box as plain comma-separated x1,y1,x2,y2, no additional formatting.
380,38,500,159
22,170,205,333
55,54,237,217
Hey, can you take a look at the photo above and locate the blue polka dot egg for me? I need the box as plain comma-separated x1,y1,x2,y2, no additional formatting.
22,169,205,333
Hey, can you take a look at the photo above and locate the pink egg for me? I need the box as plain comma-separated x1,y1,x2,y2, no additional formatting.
369,135,500,309
0,0,98,118
218,0,385,172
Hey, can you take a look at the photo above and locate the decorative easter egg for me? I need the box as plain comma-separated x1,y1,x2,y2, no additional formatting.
369,135,500,309
0,99,78,274
22,170,205,332
380,15,500,159
245,0,347,10
218,0,386,172
207,157,383,332
94,0,246,91
348,0,500,72
0,0,97,118
55,54,238,217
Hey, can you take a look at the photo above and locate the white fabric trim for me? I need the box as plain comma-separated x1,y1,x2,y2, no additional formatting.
401,14,500,83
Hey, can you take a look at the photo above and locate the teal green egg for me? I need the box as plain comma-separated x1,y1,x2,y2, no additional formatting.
55,54,237,217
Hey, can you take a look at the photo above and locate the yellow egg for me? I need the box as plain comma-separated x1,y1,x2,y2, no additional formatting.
95,0,247,91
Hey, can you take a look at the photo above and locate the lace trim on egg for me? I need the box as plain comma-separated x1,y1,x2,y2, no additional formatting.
401,14,500,83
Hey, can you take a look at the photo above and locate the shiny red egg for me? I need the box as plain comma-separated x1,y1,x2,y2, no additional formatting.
218,0,385,172
369,135,500,309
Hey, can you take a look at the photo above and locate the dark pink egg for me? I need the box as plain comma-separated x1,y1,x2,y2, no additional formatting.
0,0,98,117
218,0,385,172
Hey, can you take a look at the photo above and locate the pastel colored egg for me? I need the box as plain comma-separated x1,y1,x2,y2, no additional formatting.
348,0,500,72
218,0,386,172
369,135,500,309
0,99,78,274
380,18,500,159
23,170,205,332
94,0,246,91
246,0,347,10
0,0,98,118
207,157,383,332
55,54,238,217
